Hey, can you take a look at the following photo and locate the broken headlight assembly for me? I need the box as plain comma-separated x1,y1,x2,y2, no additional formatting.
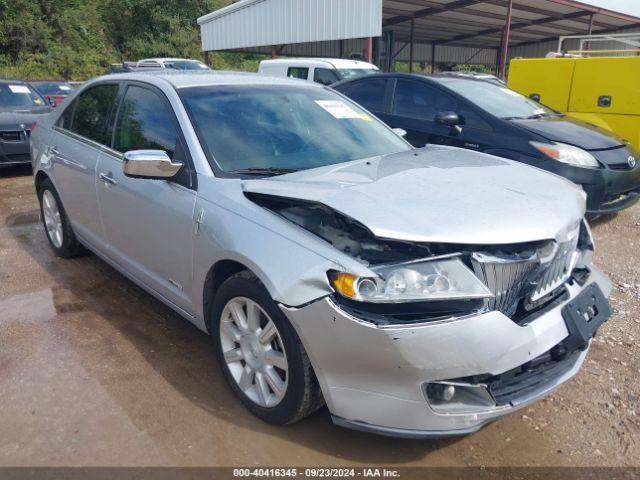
329,257,493,304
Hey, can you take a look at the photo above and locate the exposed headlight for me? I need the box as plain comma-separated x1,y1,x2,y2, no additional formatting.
329,258,493,303
530,141,600,168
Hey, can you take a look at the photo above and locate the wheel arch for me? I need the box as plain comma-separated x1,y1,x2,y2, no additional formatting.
203,259,262,334
34,169,51,192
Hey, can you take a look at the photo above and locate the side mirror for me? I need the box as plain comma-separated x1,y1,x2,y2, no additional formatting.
48,98,57,107
434,111,461,127
392,128,407,138
122,150,183,179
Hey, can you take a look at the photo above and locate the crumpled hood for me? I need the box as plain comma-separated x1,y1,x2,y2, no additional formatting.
243,146,586,245
0,110,51,130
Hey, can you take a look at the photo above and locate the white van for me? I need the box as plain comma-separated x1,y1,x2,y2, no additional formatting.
258,58,379,85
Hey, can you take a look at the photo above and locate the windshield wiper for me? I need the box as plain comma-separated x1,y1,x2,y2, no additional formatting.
503,113,551,121
230,167,299,177
525,113,552,119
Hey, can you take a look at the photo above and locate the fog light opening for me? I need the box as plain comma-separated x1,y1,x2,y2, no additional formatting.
427,383,456,402
442,384,456,401
424,382,496,414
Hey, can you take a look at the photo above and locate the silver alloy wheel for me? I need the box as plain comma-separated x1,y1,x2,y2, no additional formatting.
219,297,289,408
42,190,63,248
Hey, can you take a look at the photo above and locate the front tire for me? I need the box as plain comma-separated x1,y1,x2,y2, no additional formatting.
37,178,84,258
211,272,324,425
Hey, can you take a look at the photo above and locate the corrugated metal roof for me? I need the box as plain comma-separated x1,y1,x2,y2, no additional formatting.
198,0,640,70
200,0,640,52
229,40,498,65
198,0,382,51
381,0,640,49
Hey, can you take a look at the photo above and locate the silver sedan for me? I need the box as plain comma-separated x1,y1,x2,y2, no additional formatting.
30,71,612,437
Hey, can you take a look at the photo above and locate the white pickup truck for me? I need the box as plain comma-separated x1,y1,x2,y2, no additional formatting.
258,58,379,85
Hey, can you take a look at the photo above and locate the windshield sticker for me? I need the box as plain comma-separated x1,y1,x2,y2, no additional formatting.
59,85,72,91
315,100,362,119
9,85,31,94
33,98,44,105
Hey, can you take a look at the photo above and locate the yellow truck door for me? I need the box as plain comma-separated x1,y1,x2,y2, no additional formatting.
507,58,576,111
508,56,640,151
569,56,640,115
569,56,640,149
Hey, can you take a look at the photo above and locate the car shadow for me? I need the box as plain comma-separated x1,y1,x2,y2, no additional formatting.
0,165,32,178
587,212,619,227
5,207,460,464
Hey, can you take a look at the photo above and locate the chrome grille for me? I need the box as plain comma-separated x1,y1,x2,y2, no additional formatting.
471,253,537,317
471,234,579,317
531,236,579,302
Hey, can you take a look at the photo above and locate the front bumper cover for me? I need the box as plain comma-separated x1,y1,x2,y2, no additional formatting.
539,154,640,214
281,265,612,438
0,132,31,167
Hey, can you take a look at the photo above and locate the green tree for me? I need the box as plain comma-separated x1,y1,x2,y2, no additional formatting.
0,0,265,80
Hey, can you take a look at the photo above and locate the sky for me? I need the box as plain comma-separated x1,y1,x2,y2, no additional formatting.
583,0,640,16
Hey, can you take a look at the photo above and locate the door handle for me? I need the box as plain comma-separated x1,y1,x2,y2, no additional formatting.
49,146,73,165
99,172,118,185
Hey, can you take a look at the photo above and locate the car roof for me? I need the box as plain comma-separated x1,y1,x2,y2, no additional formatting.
90,70,325,89
138,58,203,64
0,79,28,85
29,80,68,84
260,58,377,70
332,71,495,88
439,71,496,77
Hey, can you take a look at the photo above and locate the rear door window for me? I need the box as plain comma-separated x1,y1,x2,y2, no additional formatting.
56,99,77,130
340,78,389,113
287,67,309,80
69,84,119,145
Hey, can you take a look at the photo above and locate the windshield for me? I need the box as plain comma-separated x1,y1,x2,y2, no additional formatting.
0,83,48,110
32,82,73,95
337,68,378,80
440,78,557,119
181,85,410,174
169,61,210,71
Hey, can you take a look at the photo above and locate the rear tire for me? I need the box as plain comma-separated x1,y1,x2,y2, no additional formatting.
211,272,324,425
37,178,84,258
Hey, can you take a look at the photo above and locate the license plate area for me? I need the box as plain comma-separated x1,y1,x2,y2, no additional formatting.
562,283,611,351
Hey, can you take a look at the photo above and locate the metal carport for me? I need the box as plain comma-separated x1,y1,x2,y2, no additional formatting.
198,0,640,77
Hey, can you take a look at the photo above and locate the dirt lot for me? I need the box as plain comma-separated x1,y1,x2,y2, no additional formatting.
0,166,638,468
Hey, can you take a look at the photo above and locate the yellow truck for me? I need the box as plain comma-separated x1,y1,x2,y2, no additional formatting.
507,55,640,151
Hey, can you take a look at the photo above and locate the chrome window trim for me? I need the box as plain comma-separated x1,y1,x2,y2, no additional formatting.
52,125,108,154
99,144,125,161
52,124,194,194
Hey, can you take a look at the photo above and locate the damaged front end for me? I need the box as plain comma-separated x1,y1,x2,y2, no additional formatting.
245,188,612,437
247,192,596,328
245,192,433,265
